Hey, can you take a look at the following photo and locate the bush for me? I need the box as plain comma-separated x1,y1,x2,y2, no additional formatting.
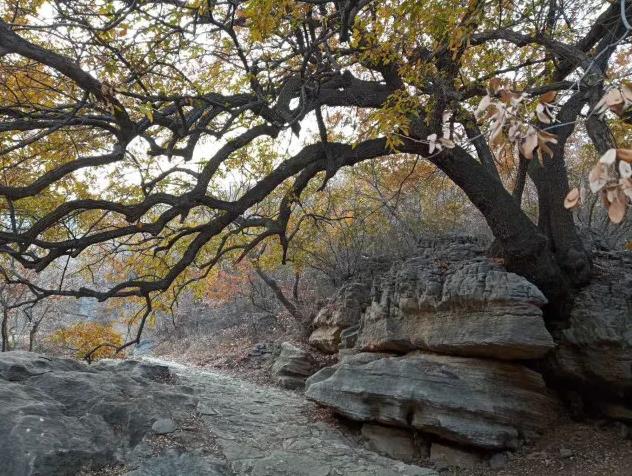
49,322,124,361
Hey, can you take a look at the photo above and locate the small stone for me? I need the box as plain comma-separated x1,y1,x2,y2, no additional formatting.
152,418,177,434
559,448,573,458
613,422,630,439
489,452,508,470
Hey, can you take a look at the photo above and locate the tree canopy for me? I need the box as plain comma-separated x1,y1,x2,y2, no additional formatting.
1,0,631,345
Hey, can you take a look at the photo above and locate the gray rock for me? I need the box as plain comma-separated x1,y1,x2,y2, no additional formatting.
168,358,439,476
429,443,484,469
271,342,317,389
361,423,421,462
306,352,560,450
488,452,509,469
549,251,632,398
597,402,632,422
339,324,360,349
308,327,343,353
131,339,157,357
559,447,573,458
309,282,373,353
125,452,227,476
152,418,177,434
0,352,196,476
0,350,85,381
613,422,630,439
356,246,553,360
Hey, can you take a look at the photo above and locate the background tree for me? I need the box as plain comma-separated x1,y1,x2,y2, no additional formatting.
0,0,631,348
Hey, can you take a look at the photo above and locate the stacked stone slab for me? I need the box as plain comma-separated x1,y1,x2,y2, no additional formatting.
309,282,372,353
306,237,561,457
271,342,317,389
548,250,632,419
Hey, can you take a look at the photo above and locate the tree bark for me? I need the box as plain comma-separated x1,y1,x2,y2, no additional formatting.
429,147,580,322
254,266,305,322
1,309,10,352
29,322,39,352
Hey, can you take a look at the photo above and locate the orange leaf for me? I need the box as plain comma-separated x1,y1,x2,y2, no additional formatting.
539,91,557,104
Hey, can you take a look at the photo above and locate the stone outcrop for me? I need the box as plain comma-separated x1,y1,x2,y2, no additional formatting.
549,250,632,400
271,342,317,389
309,282,372,353
0,352,197,476
356,238,554,360
305,237,562,460
305,352,560,450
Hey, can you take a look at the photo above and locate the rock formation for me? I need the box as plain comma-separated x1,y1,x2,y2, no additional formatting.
356,239,554,360
0,352,198,476
271,342,317,389
305,237,564,462
548,250,632,410
306,237,632,466
306,352,559,450
309,281,372,353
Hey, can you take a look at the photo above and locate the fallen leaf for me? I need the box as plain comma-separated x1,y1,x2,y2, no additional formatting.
616,148,632,163
475,95,491,120
619,161,632,179
539,90,557,104
599,148,617,165
607,190,627,224
536,103,552,124
537,130,558,159
521,128,538,160
439,138,456,148
564,187,581,209
588,163,609,193
621,178,632,200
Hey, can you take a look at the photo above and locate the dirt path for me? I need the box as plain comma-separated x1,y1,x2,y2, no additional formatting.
142,358,437,476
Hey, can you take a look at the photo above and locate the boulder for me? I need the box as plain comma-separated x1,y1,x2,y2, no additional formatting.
0,351,85,381
356,239,554,360
548,251,632,399
308,327,343,354
271,342,317,389
309,282,372,353
152,418,177,435
0,352,197,476
305,352,559,450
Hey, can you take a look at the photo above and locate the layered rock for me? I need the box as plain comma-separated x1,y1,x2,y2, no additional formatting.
305,352,559,450
549,250,632,399
361,423,425,462
356,239,554,360
0,352,197,476
309,282,372,353
271,342,317,389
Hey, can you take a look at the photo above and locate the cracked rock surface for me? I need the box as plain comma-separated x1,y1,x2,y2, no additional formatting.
161,358,437,475
0,352,437,476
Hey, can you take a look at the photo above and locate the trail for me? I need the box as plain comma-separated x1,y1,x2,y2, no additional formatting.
142,357,437,476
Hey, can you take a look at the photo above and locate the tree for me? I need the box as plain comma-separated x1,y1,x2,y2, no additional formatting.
49,321,124,362
0,0,631,342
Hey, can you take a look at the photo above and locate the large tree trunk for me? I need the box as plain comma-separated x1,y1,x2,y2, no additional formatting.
529,159,592,286
1,309,10,352
29,322,39,352
430,147,590,323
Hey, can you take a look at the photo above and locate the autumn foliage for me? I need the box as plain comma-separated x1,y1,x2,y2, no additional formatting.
50,322,124,362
